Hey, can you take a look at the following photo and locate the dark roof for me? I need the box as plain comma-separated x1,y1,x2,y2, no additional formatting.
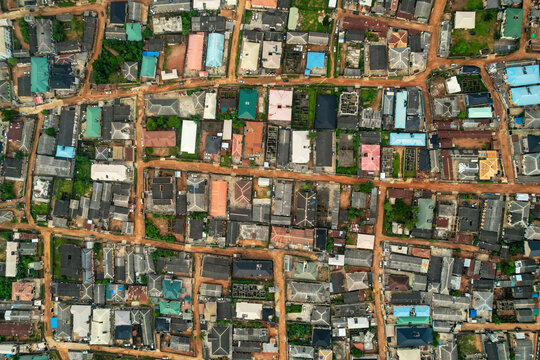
399,0,415,14
409,33,422,52
17,76,31,97
391,291,422,305
115,325,132,340
208,325,231,356
262,11,288,28
189,219,204,239
460,65,481,74
346,29,365,42
202,255,231,280
56,40,81,53
191,16,227,32
315,94,337,129
330,272,345,293
428,256,442,282
314,229,327,251
312,328,332,348
233,260,273,278
53,282,81,297
205,135,222,154
396,327,433,346
369,45,387,71
315,130,333,167
155,317,171,332
152,177,174,205
110,1,127,24
527,135,540,153
2,157,23,179
466,93,493,106
59,244,82,278
337,115,358,130
148,38,164,52
176,193,187,215
82,16,97,52
217,300,233,320
458,206,480,232
418,148,430,171
53,199,70,218
58,110,76,147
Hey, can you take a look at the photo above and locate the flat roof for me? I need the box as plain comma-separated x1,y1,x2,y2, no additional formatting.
389,133,426,146
305,52,325,75
91,163,128,182
240,41,260,72
468,106,492,118
268,89,293,121
180,120,197,153
395,90,407,129
511,86,540,106
292,130,311,163
141,56,157,78
506,65,540,87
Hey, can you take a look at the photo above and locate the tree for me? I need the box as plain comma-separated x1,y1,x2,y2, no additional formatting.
168,146,179,157
307,131,317,141
146,118,157,131
145,147,154,155
0,182,16,200
45,127,56,136
143,27,153,39
0,109,19,122
52,20,66,42
70,18,84,36
503,261,515,275
351,348,363,358
167,116,181,129
7,57,17,67
357,182,374,194
18,18,30,43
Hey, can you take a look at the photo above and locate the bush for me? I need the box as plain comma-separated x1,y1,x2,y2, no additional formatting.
52,20,65,42
0,182,16,200
145,147,154,155
351,348,363,358
45,127,56,136
18,18,30,43
0,109,19,122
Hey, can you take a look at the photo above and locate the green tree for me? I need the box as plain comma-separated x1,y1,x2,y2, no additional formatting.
143,27,153,39
503,261,515,275
351,348,363,358
167,116,181,129
18,18,30,43
145,147,154,155
52,20,66,42
146,118,157,131
0,182,16,200
356,182,374,194
7,57,17,67
45,127,56,136
0,109,19,122
70,18,84,36
307,131,317,141
168,146,179,157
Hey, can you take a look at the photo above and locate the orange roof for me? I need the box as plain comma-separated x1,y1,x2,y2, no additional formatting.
232,133,243,157
186,32,205,71
411,247,431,258
143,129,176,148
244,121,263,156
251,0,277,7
210,180,228,217
12,282,34,301
388,29,408,48
271,226,314,249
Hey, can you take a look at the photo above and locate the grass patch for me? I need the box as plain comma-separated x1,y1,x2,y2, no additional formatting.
361,88,378,108
466,0,483,9
244,10,252,24
308,88,317,124
392,153,400,178
54,179,73,200
457,334,481,358
456,74,488,93
298,10,331,32
286,304,303,313
31,203,49,220
293,0,327,9
450,10,498,56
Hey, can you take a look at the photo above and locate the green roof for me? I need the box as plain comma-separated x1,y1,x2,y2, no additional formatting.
288,7,299,30
238,89,257,119
140,56,157,78
31,57,49,93
162,278,182,300
86,106,101,138
397,316,431,325
416,198,435,230
126,23,142,41
159,300,181,315
468,106,492,118
293,261,317,280
503,8,523,39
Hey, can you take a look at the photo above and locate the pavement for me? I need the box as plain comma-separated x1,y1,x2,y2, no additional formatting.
2,0,540,358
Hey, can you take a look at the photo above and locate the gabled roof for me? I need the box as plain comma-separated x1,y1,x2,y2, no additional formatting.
239,89,257,119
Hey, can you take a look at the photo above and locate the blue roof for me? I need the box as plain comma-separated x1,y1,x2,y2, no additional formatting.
393,306,412,317
415,306,430,317
142,51,160,57
506,65,540,87
390,133,426,146
206,33,225,68
511,86,540,106
50,317,58,329
56,145,75,158
395,90,407,129
470,309,477,318
305,52,325,75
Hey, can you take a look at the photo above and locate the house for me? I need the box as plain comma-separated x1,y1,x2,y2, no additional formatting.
206,33,225,68
202,255,231,280
141,56,157,79
289,345,314,359
35,19,54,55
288,281,330,303
193,0,220,10
109,1,127,25
151,0,191,14
305,52,325,76
210,180,227,218
235,302,263,320
454,11,476,29
180,120,197,154
208,324,232,357
122,61,138,82
233,260,273,278
31,57,49,93
502,8,523,39
312,328,331,348
361,144,380,172
369,45,387,71
186,32,204,71
11,281,34,301
2,157,23,181
239,89,257,119
262,41,282,69
153,16,183,34
143,129,175,148
251,0,277,8
240,41,260,72
315,131,333,167
191,16,226,32
315,94,337,129
268,89,293,122
396,327,433,346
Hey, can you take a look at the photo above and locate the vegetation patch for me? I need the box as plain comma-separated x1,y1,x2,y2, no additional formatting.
450,10,498,56
298,10,331,32
457,334,482,358
287,322,312,345
383,199,418,234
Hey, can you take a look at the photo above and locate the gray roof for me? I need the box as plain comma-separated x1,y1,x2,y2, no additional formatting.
344,249,373,267
146,98,179,116
122,61,138,82
208,324,232,357
36,19,54,55
0,81,10,103
286,31,308,45
288,281,330,303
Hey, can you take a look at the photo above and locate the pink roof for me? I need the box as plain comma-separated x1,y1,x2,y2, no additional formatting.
268,89,293,121
186,32,205,71
361,144,380,171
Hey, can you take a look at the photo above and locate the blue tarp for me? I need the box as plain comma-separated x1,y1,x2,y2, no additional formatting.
394,90,408,129
393,306,412,317
511,86,540,106
50,317,58,329
142,51,159,57
415,306,430,317
470,309,477,318
305,52,325,75
56,145,75,159
390,133,426,146
206,33,225,67
506,65,540,87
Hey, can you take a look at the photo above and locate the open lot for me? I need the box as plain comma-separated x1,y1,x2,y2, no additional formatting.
297,10,332,32
450,10,499,56
165,44,186,76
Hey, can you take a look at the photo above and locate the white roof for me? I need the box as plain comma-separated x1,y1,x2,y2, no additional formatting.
261,41,282,69
115,310,131,326
152,16,183,34
161,69,179,80
356,234,375,250
454,11,476,29
446,76,462,94
517,193,530,201
180,120,197,154
328,254,345,266
397,349,421,360
240,41,260,72
0,344,16,355
235,302,263,320
91,164,128,182
90,308,111,345
71,305,91,339
347,317,369,329
223,119,232,140
5,242,18,278
193,0,220,9
204,92,217,120
292,131,311,164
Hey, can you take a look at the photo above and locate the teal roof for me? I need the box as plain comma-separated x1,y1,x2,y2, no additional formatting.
86,106,101,138
416,198,435,230
126,23,142,41
141,56,157,78
31,57,49,93
238,89,257,119
468,106,492,118
206,33,225,68
293,261,317,280
503,8,523,39
162,278,182,300
397,316,431,325
159,300,181,315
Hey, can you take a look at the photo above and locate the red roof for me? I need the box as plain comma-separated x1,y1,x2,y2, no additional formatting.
387,274,409,291
271,226,314,249
12,282,33,301
244,122,263,156
186,32,204,71
251,0,277,7
127,285,148,302
361,144,380,171
387,188,412,200
234,179,252,205
8,122,22,142
232,133,243,157
436,217,449,228
143,129,176,148
411,247,431,258
210,180,228,217
0,323,32,337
